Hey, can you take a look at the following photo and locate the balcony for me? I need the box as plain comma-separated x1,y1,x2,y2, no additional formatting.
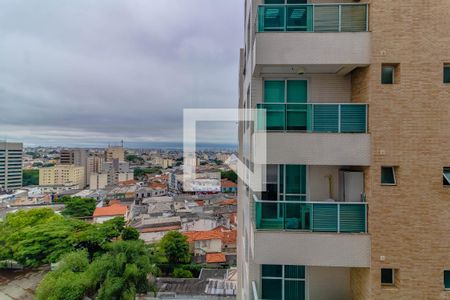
257,4,368,33
252,197,370,268
253,3,370,75
253,103,371,166
256,103,367,133
254,195,367,233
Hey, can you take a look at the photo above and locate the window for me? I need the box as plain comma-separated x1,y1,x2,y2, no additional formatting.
381,65,395,84
261,265,306,300
381,166,397,185
443,168,450,186
444,64,450,83
444,270,450,289
265,0,307,3
261,80,308,131
381,268,395,286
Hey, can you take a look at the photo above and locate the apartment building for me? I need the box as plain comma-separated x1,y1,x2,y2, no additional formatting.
60,149,90,186
0,142,23,191
39,165,85,189
105,146,125,162
238,1,450,299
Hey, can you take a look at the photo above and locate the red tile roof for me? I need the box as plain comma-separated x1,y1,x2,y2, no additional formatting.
148,182,167,190
221,179,237,188
218,199,237,206
206,253,226,263
109,199,121,205
93,204,128,217
118,179,137,186
195,200,205,207
183,230,223,243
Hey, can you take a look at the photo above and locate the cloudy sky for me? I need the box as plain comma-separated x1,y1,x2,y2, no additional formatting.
0,0,243,147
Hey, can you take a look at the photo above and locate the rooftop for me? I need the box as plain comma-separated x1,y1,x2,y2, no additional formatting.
206,253,226,263
93,203,128,217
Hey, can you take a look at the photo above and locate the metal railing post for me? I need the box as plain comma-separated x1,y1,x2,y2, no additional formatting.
338,104,341,133
338,4,342,32
337,203,340,233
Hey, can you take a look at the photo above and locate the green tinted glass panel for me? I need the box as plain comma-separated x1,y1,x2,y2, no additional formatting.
340,104,366,133
381,167,395,184
262,279,282,300
381,66,394,84
287,0,307,3
264,81,285,103
262,265,283,277
261,6,286,31
286,6,312,32
312,204,338,232
284,281,305,300
444,271,450,289
265,104,285,130
313,105,339,132
285,265,305,279
285,165,306,194
265,0,284,3
444,66,450,83
287,80,307,103
287,104,307,131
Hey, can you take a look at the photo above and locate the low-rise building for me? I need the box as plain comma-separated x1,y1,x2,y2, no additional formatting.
39,165,85,189
93,203,128,224
89,173,108,190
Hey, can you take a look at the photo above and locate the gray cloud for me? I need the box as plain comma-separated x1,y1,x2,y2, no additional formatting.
0,0,242,147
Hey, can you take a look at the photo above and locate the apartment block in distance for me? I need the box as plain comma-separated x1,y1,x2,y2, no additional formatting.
0,142,23,191
39,165,85,189
238,1,450,299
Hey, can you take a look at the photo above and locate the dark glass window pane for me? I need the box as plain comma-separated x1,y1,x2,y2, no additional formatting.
265,0,284,4
444,271,450,289
264,81,285,103
287,0,307,3
284,280,305,300
381,167,396,185
262,279,282,300
287,80,307,103
381,268,394,285
262,265,282,277
285,265,305,279
285,165,306,194
381,66,394,84
444,66,450,83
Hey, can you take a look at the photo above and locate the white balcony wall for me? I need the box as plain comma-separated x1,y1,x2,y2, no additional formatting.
309,267,352,300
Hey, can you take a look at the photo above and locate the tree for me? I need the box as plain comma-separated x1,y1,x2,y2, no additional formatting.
126,154,144,164
133,167,162,179
172,268,193,278
159,231,190,264
22,169,39,186
0,209,124,267
221,170,237,183
36,241,160,300
62,197,96,218
122,227,140,241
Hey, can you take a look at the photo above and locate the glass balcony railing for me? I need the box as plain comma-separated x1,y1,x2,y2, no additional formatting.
256,103,367,133
254,195,367,233
258,3,368,32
